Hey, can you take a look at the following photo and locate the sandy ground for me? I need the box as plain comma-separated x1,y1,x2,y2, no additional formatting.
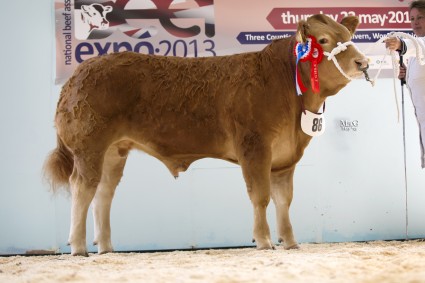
1,240,425,283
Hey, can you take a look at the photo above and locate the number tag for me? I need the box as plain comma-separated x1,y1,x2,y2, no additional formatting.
301,109,326,137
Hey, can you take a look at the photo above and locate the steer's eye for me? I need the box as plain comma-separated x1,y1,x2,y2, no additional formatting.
318,38,329,44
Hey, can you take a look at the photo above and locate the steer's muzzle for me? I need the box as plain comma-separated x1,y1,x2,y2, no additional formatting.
355,59,369,72
355,58,372,84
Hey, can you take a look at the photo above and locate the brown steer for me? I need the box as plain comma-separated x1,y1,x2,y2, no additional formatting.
44,14,368,256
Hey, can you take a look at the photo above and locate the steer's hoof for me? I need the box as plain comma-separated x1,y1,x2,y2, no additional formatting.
70,242,89,257
94,240,114,255
284,243,300,250
254,238,275,250
71,251,89,257
98,245,114,255
278,238,300,250
256,244,275,250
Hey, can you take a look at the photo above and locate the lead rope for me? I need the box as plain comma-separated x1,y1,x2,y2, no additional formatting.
363,32,425,241
363,32,425,122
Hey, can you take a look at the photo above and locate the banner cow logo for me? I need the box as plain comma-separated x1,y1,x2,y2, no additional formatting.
75,3,113,39
74,0,215,40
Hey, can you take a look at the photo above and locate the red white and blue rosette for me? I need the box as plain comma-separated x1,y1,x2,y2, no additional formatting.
294,36,324,95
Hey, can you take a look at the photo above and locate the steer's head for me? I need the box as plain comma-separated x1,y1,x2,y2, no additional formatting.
296,14,369,95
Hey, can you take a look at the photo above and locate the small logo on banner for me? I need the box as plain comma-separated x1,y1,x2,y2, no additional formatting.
74,0,215,40
75,4,113,39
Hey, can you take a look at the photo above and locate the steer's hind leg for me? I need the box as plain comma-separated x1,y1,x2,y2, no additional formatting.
68,153,103,256
271,168,299,249
92,143,129,254
239,142,273,250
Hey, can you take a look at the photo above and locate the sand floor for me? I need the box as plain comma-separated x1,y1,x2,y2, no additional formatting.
1,240,425,283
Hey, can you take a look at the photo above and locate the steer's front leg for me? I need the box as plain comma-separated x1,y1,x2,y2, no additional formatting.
270,168,299,249
239,141,274,250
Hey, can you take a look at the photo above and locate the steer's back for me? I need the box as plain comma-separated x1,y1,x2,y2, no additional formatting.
56,51,267,161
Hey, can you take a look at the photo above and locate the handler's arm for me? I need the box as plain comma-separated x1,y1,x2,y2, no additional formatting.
386,36,425,58
385,37,407,54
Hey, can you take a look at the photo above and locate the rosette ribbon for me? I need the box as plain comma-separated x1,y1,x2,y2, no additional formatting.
294,36,324,95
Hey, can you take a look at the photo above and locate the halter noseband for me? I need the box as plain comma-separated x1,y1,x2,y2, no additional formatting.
323,41,366,81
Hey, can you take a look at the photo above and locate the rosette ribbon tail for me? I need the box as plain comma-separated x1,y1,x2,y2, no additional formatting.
296,53,308,96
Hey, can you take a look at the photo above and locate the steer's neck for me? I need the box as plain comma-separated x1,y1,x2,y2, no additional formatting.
301,90,327,113
298,70,348,114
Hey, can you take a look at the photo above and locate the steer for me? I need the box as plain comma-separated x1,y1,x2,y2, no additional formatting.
44,14,369,256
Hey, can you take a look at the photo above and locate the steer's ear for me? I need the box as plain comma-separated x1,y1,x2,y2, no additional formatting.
295,20,309,43
340,16,359,36
104,6,112,14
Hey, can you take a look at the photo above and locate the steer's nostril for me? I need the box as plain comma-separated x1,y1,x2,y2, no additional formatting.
356,60,369,71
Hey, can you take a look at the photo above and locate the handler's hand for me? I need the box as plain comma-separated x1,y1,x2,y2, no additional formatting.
385,37,401,51
399,64,406,80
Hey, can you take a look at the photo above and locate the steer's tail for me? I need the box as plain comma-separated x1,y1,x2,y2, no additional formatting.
43,135,74,192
